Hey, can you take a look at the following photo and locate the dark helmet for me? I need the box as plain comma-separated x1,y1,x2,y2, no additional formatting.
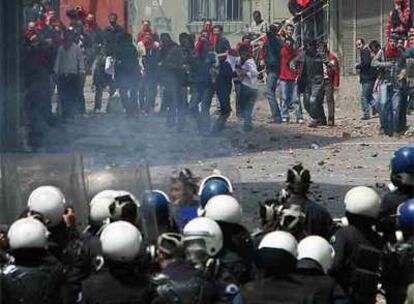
198,175,234,209
142,190,171,227
391,145,414,187
397,199,414,232
286,164,311,195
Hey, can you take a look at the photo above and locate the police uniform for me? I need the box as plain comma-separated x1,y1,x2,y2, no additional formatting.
379,190,412,240
242,272,307,303
292,259,350,304
1,249,66,304
330,223,384,304
382,236,414,304
285,194,334,240
217,221,255,284
80,262,152,304
151,260,214,304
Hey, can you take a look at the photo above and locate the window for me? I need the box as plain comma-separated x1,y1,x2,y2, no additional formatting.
189,0,242,22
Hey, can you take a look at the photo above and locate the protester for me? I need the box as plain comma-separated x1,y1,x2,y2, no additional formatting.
250,10,268,35
356,38,378,120
116,33,140,117
318,41,340,126
264,23,283,124
279,25,304,124
236,44,259,132
138,32,160,114
190,37,218,134
372,34,408,136
297,39,326,127
54,29,85,119
386,0,411,42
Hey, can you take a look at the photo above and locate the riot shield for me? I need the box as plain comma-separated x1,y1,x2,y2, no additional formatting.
0,153,88,226
85,163,157,243
85,163,152,202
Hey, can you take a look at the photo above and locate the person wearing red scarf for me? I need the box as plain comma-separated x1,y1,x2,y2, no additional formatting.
372,35,407,136
279,38,303,123
137,32,160,113
386,0,411,42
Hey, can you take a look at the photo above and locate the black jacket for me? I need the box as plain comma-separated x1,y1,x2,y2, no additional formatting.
330,220,384,304
217,221,255,284
1,249,66,304
103,24,125,57
214,36,231,55
285,194,334,240
297,52,324,93
357,46,377,83
151,260,214,304
264,35,283,73
292,259,350,304
81,262,152,304
378,189,412,241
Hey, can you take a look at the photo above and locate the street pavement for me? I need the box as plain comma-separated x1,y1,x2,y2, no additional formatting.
38,77,414,228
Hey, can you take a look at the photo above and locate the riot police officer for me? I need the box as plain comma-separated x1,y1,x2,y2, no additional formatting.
198,174,235,210
1,217,66,303
142,190,178,235
183,217,242,303
382,199,414,304
242,231,307,303
295,236,349,303
64,190,119,301
258,164,334,240
202,194,255,284
329,186,384,304
151,233,214,304
80,221,152,303
27,185,79,261
379,145,414,241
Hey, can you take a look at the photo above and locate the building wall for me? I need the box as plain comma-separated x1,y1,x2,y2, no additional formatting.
131,0,252,42
331,0,395,75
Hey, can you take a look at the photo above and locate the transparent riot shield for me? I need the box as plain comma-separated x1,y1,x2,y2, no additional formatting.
84,162,158,243
0,153,88,226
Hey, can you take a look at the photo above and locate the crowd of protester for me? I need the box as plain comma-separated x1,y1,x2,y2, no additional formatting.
22,2,343,149
0,145,414,303
355,0,414,137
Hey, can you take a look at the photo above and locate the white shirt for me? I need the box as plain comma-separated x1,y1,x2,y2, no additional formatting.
54,44,85,75
240,58,259,89
250,20,268,35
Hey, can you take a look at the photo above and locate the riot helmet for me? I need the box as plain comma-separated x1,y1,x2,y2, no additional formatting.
27,186,66,227
391,145,414,188
100,221,142,262
286,164,311,195
203,195,242,225
8,218,49,250
198,175,234,208
257,231,298,275
109,191,140,224
183,218,223,266
397,199,414,233
344,186,381,218
89,190,118,225
298,236,335,274
142,190,171,227
157,232,183,258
